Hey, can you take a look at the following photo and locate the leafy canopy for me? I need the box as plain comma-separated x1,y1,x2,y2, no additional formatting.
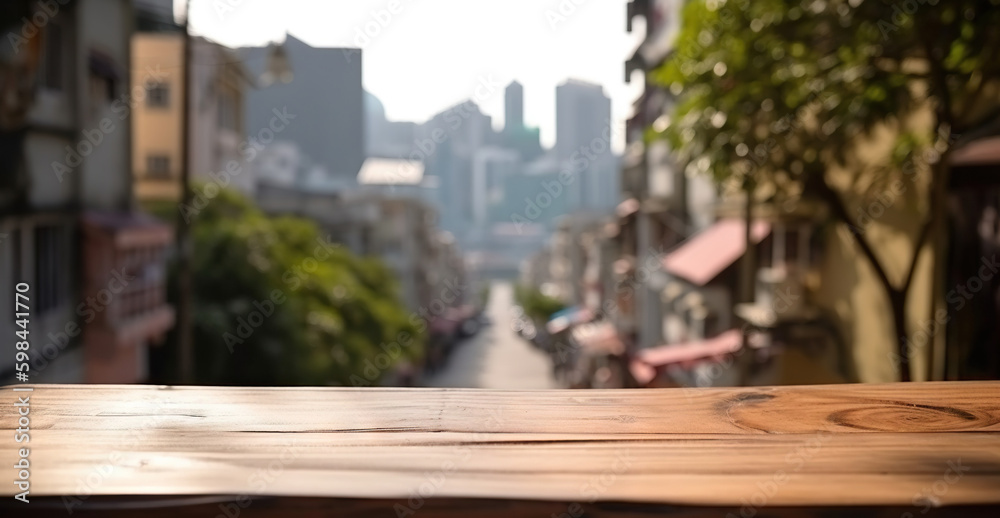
178,187,423,386
654,0,1000,196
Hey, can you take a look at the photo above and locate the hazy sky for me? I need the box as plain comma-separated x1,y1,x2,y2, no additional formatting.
186,0,644,152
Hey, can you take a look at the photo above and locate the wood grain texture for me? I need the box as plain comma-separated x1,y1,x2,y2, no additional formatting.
3,497,1000,518
2,382,999,514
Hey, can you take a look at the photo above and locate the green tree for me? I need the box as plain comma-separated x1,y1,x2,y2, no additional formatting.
162,187,422,386
655,0,1000,380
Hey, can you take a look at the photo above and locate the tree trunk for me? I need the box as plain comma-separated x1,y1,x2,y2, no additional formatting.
926,154,951,381
889,289,911,382
815,177,928,382
742,183,755,304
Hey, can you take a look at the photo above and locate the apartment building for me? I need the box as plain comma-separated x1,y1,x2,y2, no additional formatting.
0,0,173,384
131,31,254,202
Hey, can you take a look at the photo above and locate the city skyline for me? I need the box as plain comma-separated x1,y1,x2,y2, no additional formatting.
183,0,643,153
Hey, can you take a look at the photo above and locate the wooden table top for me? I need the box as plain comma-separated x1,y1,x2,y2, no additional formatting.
2,382,999,516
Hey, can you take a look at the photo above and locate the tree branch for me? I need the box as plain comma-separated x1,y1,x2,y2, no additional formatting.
902,219,932,294
816,177,896,294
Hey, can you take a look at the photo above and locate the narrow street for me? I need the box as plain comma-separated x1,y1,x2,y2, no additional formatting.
424,281,556,389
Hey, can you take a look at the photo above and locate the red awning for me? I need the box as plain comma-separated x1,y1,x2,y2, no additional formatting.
630,329,743,384
571,321,625,356
662,219,771,286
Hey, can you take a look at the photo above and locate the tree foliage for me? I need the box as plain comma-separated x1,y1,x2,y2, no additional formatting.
164,187,423,386
653,0,1000,380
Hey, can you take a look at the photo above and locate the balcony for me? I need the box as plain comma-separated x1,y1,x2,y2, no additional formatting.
81,212,175,383
736,264,815,329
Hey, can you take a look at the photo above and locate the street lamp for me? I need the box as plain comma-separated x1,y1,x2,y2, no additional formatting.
259,42,293,86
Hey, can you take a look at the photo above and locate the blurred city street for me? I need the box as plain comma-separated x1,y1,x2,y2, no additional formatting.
3,0,999,390
424,282,555,389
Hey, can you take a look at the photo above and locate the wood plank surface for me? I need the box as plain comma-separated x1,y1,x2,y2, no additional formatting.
2,382,999,514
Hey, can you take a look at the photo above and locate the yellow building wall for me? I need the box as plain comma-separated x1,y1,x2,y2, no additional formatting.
131,33,184,201
813,107,937,383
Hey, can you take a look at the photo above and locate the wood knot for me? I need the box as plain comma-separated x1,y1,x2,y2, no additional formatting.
827,402,996,432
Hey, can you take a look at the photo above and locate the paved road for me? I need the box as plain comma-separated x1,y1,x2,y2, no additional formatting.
423,281,556,389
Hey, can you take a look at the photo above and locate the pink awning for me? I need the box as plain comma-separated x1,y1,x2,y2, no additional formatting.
950,136,1000,167
662,219,771,286
630,329,744,385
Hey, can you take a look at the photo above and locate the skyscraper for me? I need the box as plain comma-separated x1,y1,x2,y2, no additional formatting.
555,79,615,209
240,34,364,187
504,80,524,132
500,80,542,163
555,79,611,162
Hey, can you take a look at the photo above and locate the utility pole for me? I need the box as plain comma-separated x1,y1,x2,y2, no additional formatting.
177,0,194,383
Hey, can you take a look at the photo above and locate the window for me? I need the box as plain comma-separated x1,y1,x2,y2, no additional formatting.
785,228,800,264
34,225,70,316
146,155,171,179
218,91,237,131
758,234,773,269
88,51,120,115
38,20,66,91
147,83,170,107
89,75,115,103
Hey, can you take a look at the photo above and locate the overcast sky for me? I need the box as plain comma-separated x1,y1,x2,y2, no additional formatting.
185,0,644,152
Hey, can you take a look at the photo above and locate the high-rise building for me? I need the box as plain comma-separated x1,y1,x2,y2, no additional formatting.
555,79,615,209
556,79,611,162
504,80,524,132
240,34,364,187
419,100,496,242
500,80,543,163
471,147,520,230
